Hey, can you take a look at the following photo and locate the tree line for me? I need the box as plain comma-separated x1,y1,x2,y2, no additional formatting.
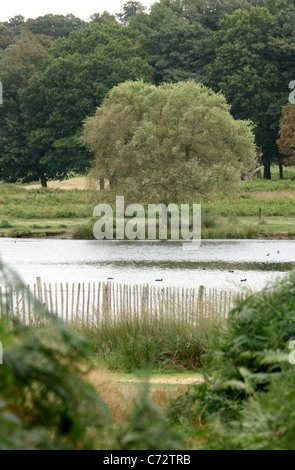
0,0,295,187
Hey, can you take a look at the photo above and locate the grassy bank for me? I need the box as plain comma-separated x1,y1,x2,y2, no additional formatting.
1,168,295,239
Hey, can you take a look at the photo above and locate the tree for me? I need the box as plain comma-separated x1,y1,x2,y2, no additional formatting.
265,0,295,178
146,15,214,84
82,80,256,203
116,1,147,26
0,16,26,50
0,14,85,51
128,0,265,85
20,21,153,186
89,12,117,24
129,0,214,84
0,33,45,183
25,14,85,39
277,105,295,165
206,6,284,179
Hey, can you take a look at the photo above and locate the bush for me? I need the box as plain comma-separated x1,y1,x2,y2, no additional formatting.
202,214,219,229
72,224,95,240
0,278,109,448
0,260,183,450
170,270,295,449
0,220,13,229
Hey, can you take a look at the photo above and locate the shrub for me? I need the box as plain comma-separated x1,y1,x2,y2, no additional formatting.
72,224,95,240
170,270,295,449
202,214,219,229
0,220,12,229
0,260,183,450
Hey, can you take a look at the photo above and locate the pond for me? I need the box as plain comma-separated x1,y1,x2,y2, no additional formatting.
0,238,294,291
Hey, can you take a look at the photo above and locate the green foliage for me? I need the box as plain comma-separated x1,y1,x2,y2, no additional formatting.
171,269,295,449
9,21,152,186
206,4,295,175
117,1,147,26
0,261,109,449
204,369,295,450
72,224,95,239
0,220,12,228
25,14,85,40
2,0,295,186
202,271,295,412
0,16,26,49
0,33,46,183
130,0,255,84
0,260,184,450
0,14,85,50
202,214,218,229
83,80,256,203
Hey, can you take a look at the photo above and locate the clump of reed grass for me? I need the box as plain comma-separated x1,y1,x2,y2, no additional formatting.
81,317,220,373
202,222,258,239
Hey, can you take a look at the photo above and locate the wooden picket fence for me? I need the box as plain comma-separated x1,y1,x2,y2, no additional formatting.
0,277,248,327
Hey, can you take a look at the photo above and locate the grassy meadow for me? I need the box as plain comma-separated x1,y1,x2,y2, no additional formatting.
0,166,295,239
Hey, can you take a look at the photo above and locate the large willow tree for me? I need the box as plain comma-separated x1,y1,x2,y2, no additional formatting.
82,80,256,203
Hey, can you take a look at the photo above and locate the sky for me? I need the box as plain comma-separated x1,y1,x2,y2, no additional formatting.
0,0,158,23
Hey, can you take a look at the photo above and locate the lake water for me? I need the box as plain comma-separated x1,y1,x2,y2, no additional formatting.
0,238,294,291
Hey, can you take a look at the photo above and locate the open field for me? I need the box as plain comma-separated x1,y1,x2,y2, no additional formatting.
1,168,295,238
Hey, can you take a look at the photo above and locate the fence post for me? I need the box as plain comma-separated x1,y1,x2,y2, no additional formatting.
36,277,42,303
198,285,204,321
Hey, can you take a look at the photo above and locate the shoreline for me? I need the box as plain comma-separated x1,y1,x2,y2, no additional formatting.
1,230,295,240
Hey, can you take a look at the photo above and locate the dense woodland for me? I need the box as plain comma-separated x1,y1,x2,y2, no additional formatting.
0,0,295,188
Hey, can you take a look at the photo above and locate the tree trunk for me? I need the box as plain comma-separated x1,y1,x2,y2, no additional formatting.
99,177,104,190
263,163,271,180
109,175,117,189
279,163,283,180
40,174,47,187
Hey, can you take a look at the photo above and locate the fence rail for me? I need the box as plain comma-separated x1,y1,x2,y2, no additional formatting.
0,278,247,326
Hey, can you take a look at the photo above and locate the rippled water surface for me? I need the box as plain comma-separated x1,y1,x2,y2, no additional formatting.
0,238,294,290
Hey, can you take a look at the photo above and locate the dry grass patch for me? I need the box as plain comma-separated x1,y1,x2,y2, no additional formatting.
250,190,295,199
23,177,93,190
87,367,190,422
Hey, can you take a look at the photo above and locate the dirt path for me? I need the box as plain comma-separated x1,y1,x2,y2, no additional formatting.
116,375,204,385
